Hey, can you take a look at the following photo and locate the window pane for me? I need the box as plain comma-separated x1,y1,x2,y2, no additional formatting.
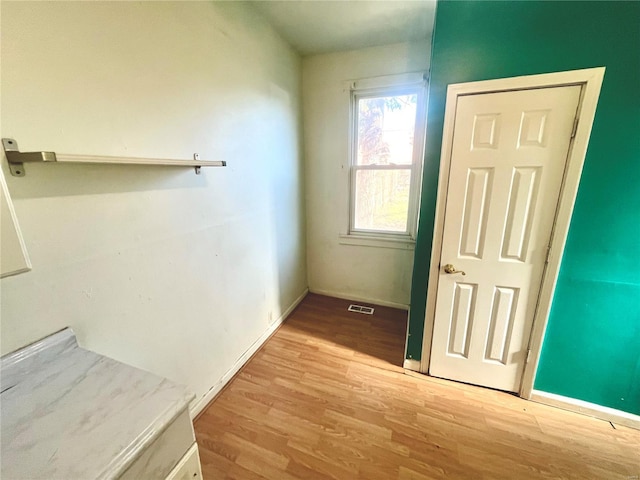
357,94,417,166
354,169,411,232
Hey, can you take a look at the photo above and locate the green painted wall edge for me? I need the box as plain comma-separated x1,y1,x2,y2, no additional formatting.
408,1,640,415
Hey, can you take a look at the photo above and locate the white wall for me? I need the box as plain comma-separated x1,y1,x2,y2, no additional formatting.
302,42,430,309
0,1,307,413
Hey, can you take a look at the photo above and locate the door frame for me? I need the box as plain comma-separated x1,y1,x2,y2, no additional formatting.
419,67,605,398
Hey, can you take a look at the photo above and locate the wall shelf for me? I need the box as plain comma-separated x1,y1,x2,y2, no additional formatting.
2,138,226,177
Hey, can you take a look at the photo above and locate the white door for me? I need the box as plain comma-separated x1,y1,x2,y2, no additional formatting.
429,85,581,392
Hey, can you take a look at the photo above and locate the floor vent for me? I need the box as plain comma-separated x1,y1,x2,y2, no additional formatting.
348,304,375,315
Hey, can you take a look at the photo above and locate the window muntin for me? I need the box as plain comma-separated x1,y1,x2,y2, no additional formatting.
349,86,425,239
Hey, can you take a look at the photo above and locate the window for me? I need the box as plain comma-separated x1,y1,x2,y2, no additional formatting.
349,79,426,242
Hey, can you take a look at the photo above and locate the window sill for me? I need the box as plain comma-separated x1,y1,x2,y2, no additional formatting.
338,234,416,250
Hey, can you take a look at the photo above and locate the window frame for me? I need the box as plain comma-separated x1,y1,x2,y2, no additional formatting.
347,77,427,242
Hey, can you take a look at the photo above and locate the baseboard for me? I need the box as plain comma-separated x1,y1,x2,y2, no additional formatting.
531,390,640,430
308,287,409,311
403,358,421,371
190,288,309,419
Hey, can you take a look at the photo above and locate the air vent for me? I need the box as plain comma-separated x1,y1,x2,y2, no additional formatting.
348,304,374,315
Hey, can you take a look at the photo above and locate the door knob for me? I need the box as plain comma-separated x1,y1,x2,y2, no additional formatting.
443,264,466,275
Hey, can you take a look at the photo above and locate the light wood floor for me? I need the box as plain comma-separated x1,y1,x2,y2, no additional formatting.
195,294,640,480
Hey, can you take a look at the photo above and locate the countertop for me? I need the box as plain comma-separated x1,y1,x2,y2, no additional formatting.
0,328,194,480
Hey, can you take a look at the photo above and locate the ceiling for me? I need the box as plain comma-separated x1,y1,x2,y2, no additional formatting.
250,1,437,56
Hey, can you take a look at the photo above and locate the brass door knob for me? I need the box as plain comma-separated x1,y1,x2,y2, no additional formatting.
443,264,466,275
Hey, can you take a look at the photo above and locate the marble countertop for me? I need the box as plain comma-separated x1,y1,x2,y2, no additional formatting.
1,328,194,480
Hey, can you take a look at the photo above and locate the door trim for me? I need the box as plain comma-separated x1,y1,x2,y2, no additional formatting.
419,68,605,399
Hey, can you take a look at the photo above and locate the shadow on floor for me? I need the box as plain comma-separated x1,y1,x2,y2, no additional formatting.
282,293,408,370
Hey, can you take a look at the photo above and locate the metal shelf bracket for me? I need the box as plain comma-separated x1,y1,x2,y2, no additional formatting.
2,138,56,177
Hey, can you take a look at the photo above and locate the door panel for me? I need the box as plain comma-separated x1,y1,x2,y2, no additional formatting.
429,86,581,392
448,282,477,358
460,168,493,258
501,166,541,262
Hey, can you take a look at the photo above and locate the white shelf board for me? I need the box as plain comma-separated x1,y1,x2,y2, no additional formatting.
56,153,225,167
2,138,226,176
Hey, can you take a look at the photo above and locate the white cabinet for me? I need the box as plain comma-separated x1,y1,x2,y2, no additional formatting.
1,328,203,480
119,409,203,480
0,166,31,277
166,443,203,480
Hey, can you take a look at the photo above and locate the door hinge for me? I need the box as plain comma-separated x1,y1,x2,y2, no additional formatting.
526,349,532,363
570,117,579,139
545,244,552,265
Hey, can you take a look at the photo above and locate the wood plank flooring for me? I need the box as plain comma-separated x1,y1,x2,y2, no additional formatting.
195,294,640,479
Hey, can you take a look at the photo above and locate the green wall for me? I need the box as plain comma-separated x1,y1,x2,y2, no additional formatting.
408,1,640,415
